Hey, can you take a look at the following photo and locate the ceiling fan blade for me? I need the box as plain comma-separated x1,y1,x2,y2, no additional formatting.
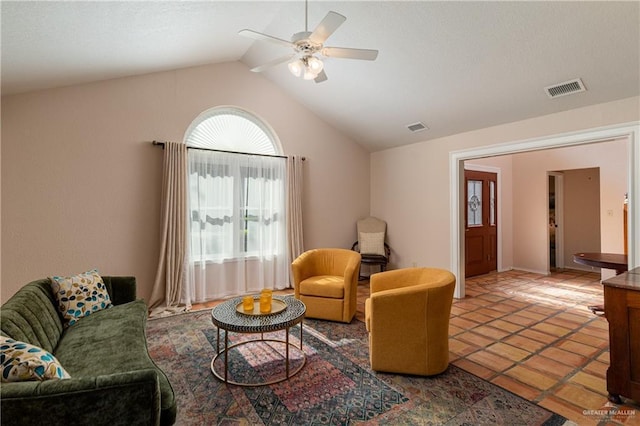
239,29,293,49
314,69,328,83
309,11,346,44
250,54,296,73
322,47,379,61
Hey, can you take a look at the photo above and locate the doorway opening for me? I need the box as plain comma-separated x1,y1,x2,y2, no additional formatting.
450,122,639,299
549,175,557,269
548,173,564,270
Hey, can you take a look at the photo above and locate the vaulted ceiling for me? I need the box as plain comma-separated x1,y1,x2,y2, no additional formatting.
2,1,639,151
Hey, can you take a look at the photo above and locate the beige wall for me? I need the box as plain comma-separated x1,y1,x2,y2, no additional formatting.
562,168,601,270
1,61,371,302
371,97,638,277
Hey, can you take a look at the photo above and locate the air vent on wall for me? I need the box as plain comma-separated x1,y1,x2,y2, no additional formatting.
407,122,428,132
544,78,586,99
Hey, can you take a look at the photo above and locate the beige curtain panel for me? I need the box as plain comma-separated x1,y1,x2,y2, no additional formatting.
149,141,189,314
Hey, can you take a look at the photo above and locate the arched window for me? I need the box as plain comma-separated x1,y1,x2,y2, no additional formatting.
185,107,288,300
184,106,282,155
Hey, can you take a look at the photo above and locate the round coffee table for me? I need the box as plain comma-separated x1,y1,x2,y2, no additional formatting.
210,295,306,386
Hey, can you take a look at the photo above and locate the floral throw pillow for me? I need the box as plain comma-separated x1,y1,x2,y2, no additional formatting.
49,269,113,327
0,336,71,382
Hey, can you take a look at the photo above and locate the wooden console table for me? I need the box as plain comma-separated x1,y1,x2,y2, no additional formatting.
602,267,640,403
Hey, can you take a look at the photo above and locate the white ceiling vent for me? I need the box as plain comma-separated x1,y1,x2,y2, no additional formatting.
407,122,428,132
544,78,586,99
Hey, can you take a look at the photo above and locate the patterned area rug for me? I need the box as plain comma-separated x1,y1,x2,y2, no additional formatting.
147,309,568,425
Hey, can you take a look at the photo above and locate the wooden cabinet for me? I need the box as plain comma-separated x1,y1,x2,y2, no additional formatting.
603,267,640,403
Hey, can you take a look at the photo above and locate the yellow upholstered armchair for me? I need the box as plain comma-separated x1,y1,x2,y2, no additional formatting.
292,248,361,323
365,267,456,376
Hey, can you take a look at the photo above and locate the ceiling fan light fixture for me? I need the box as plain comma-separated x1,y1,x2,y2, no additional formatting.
302,69,317,80
290,55,323,80
288,59,304,77
307,56,324,74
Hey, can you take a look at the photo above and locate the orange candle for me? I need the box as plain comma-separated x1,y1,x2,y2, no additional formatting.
259,294,271,313
242,296,254,312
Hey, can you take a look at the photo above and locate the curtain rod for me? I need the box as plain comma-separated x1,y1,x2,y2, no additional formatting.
152,141,305,161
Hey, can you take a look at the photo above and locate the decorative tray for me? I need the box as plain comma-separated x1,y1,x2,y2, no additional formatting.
236,298,287,316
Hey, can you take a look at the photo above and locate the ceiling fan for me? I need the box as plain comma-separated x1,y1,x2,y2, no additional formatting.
239,1,378,83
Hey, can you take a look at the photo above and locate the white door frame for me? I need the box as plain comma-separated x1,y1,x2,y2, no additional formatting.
450,121,640,299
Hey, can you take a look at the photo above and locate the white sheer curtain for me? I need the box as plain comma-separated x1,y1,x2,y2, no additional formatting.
186,149,288,303
287,156,305,272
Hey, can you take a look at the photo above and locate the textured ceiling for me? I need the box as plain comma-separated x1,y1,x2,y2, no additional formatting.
2,1,639,151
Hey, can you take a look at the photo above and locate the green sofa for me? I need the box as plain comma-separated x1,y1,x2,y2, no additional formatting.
0,277,176,426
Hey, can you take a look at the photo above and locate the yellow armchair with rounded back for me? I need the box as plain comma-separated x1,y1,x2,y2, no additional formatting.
292,248,361,323
365,267,456,376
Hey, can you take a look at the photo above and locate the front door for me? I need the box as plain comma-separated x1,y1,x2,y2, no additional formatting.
465,170,498,277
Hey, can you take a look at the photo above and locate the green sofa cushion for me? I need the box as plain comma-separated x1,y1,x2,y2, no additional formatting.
54,299,176,424
0,369,162,426
0,280,63,353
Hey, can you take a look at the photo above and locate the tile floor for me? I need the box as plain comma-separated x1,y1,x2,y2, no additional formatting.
193,269,640,425
446,269,638,425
